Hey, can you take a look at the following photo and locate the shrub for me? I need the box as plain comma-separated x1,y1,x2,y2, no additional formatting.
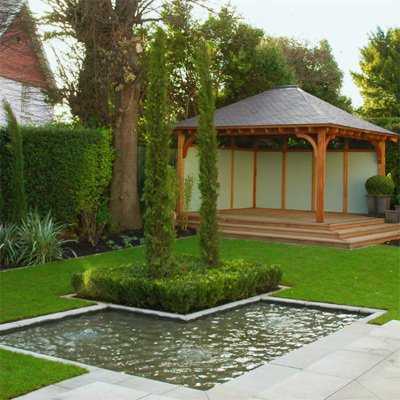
365,175,395,195
0,125,113,226
71,256,282,314
16,210,76,266
143,28,177,277
0,222,19,267
2,101,27,222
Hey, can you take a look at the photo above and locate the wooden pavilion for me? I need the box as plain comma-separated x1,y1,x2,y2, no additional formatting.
174,86,399,248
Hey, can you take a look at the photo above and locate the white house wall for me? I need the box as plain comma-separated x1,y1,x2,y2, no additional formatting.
217,149,231,210
0,76,53,126
233,151,253,209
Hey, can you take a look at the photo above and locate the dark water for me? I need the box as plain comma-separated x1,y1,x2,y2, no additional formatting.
0,303,363,389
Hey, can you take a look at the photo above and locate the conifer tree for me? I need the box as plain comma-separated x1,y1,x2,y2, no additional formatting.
143,28,176,278
3,100,27,222
196,42,220,266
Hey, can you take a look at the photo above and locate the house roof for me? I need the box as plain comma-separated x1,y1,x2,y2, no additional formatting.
175,86,397,136
0,0,55,89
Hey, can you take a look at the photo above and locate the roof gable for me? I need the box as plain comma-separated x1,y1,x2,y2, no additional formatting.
0,1,55,89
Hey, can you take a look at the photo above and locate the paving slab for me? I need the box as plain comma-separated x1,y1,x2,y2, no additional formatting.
304,349,385,379
54,369,131,390
118,376,178,395
55,381,148,400
13,384,70,399
256,371,350,400
344,335,400,356
162,386,210,400
220,364,298,392
358,377,400,400
326,381,378,399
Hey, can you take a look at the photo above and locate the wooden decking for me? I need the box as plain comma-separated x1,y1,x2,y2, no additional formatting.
182,208,400,249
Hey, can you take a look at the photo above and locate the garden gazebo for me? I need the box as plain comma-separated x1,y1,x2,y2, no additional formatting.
174,86,399,247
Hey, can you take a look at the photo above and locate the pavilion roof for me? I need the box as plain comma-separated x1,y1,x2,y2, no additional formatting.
175,86,397,137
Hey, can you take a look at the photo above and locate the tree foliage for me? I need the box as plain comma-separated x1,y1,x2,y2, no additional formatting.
2,101,27,223
196,41,220,267
351,27,400,118
266,36,352,111
143,28,176,278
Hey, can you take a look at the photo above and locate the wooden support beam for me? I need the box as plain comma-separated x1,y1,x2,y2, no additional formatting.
343,139,349,213
316,128,327,223
177,133,185,213
282,138,287,210
230,136,235,209
182,135,197,158
312,153,316,211
371,140,386,175
253,138,258,208
295,133,317,153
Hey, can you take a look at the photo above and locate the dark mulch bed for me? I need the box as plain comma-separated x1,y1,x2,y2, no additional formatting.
63,227,197,259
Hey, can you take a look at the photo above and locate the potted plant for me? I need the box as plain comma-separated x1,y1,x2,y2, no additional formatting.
365,175,395,217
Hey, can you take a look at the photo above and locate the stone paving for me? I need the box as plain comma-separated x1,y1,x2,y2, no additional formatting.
9,319,400,400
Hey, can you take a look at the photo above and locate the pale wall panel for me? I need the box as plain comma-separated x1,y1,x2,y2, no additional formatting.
233,151,254,209
256,152,283,208
217,149,232,210
286,152,313,210
325,152,344,212
184,147,201,211
348,152,378,214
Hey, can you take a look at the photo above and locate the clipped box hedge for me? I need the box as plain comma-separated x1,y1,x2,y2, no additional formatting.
71,255,282,314
0,126,113,224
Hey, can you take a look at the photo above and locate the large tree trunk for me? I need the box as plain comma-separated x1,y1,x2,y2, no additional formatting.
110,77,143,230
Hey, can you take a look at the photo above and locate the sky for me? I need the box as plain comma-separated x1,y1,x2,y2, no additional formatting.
28,0,399,109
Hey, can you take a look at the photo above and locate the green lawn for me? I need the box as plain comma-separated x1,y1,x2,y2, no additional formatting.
0,349,87,400
1,237,399,324
0,237,398,399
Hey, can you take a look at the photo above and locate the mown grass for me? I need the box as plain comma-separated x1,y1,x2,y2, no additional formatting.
0,237,398,399
0,349,87,400
1,237,398,324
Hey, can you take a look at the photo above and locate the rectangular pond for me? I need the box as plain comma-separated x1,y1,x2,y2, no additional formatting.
0,302,366,390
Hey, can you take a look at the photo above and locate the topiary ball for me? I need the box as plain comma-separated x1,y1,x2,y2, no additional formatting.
365,175,395,195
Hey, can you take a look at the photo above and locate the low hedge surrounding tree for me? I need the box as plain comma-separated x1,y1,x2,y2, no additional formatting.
0,125,114,226
72,256,283,314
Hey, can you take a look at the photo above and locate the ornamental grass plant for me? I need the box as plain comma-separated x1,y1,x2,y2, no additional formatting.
16,211,76,267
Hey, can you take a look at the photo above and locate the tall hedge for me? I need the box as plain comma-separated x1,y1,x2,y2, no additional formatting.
0,125,114,224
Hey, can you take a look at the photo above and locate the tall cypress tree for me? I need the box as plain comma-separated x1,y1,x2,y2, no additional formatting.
3,100,27,222
143,28,176,278
196,42,221,266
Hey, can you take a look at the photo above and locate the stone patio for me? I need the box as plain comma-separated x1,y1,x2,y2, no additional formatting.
8,319,400,400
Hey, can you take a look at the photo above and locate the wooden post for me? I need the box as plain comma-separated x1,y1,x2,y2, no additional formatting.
230,136,235,209
343,139,349,213
177,132,185,214
282,138,287,210
316,129,327,223
253,138,258,208
378,141,386,176
312,153,316,211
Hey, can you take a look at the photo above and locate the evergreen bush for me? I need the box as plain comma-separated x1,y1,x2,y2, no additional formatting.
143,28,177,278
365,175,395,195
2,101,27,222
196,41,221,266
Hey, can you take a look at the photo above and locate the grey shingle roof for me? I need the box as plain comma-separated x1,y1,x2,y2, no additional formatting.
175,86,396,135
